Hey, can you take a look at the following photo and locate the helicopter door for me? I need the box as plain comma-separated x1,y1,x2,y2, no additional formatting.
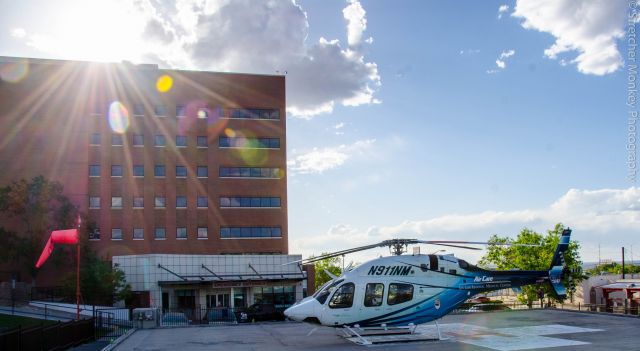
327,283,355,325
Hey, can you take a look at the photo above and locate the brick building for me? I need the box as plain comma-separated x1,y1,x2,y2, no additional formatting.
0,56,313,310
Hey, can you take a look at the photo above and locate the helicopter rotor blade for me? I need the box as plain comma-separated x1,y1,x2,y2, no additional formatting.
284,238,540,265
284,242,385,265
428,243,482,250
416,240,539,247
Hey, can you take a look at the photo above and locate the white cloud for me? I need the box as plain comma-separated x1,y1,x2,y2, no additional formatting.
459,49,480,55
9,0,381,119
291,187,640,263
334,122,345,129
493,49,516,70
288,139,375,175
10,28,26,39
147,0,380,118
512,0,626,75
343,0,367,47
497,4,509,19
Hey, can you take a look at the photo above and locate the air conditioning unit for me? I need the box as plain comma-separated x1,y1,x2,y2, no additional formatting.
133,308,160,328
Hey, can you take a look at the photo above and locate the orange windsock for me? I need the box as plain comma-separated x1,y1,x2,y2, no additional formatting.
35,229,79,268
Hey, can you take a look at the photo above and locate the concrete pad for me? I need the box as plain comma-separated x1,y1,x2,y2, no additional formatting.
113,310,640,351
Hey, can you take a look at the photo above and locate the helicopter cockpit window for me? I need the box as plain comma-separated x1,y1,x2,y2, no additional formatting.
329,283,355,309
364,283,384,307
387,283,413,305
314,279,343,305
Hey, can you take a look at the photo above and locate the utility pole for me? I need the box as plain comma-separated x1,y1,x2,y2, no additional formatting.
622,247,626,280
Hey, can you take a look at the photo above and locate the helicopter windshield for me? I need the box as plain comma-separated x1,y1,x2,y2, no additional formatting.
314,279,344,305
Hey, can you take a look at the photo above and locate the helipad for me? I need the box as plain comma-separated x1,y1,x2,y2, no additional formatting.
112,310,639,351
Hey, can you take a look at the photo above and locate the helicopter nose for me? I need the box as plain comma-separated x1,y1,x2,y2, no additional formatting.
284,297,321,323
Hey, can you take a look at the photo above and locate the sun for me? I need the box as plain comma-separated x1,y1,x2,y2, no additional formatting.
36,0,148,63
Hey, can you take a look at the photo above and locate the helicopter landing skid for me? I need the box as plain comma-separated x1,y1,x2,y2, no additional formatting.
341,321,444,345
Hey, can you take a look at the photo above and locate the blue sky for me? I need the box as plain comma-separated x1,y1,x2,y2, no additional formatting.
0,0,637,264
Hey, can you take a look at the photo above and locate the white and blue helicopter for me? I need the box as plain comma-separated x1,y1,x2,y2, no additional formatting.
285,229,571,328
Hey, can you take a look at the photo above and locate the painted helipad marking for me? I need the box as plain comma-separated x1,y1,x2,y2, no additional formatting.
494,324,603,336
450,324,603,351
458,335,590,351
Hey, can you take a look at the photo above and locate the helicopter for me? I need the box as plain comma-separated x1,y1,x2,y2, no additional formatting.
284,229,571,327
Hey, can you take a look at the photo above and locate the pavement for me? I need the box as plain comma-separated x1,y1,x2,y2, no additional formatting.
111,309,640,351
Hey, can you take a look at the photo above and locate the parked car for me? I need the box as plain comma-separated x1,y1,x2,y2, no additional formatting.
161,312,191,326
466,303,511,313
204,308,233,323
235,303,285,323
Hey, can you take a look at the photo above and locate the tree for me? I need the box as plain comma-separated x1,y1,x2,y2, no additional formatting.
586,262,640,275
313,254,343,290
0,176,79,281
62,221,131,305
478,223,583,306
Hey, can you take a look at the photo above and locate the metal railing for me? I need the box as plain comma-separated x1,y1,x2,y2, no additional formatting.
160,307,238,327
94,308,134,340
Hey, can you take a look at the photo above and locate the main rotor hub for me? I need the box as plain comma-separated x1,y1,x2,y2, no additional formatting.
382,239,418,256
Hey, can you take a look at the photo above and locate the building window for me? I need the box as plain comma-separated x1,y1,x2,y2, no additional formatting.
176,105,186,118
111,228,123,240
91,102,103,116
133,134,144,146
133,103,144,116
111,197,123,209
176,135,187,147
90,133,101,146
197,136,208,148
197,166,208,178
154,228,166,240
197,227,208,239
219,167,281,179
197,196,208,208
155,196,166,208
229,108,280,120
133,197,144,208
197,108,209,119
220,197,280,208
133,165,144,177
111,165,123,177
155,135,166,147
89,228,101,240
112,134,123,146
253,286,295,308
220,227,282,238
89,196,100,209
218,137,280,149
176,166,187,178
176,227,187,239
176,196,187,208
133,228,144,240
154,104,167,117
89,165,101,177
154,165,166,177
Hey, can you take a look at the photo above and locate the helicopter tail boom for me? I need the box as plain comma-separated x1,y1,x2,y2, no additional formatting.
548,228,571,299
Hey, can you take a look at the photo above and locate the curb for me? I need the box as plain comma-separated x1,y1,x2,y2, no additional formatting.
100,328,137,351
